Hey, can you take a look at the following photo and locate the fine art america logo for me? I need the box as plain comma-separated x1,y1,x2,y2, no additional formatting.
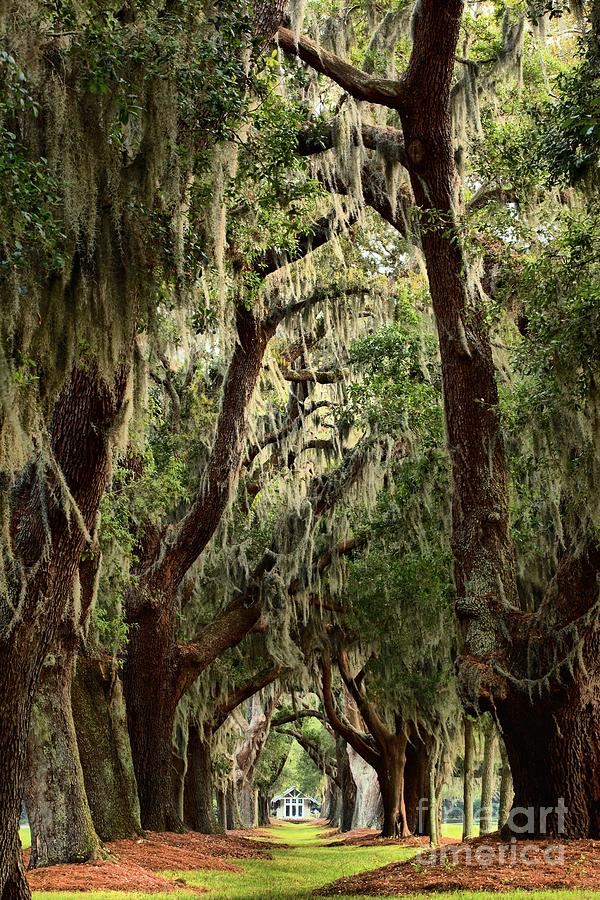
416,799,568,867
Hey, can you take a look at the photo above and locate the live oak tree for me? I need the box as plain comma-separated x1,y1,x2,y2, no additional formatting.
1,0,285,884
276,0,600,838
3,4,600,894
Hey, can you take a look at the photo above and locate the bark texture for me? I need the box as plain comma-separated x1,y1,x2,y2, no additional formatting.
25,646,100,868
336,739,357,833
0,365,128,897
498,740,514,829
479,719,497,835
184,727,219,834
463,718,475,840
72,656,141,841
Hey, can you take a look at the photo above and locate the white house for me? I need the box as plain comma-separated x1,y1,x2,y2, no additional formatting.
271,786,320,820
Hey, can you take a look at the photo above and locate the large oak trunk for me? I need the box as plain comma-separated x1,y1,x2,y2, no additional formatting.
183,727,220,834
377,735,409,839
0,365,128,897
236,782,258,829
498,675,600,838
399,0,600,842
0,688,34,900
123,612,181,831
123,310,275,831
72,656,141,841
25,645,100,868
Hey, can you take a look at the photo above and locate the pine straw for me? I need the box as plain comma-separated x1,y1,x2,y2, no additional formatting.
315,833,600,895
25,829,277,893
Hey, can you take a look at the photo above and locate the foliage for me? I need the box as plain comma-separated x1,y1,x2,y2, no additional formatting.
0,50,65,272
271,737,324,798
537,55,600,187
254,729,292,792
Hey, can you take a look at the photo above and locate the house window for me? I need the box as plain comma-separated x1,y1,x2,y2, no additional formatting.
285,800,290,817
298,800,303,818
291,803,296,817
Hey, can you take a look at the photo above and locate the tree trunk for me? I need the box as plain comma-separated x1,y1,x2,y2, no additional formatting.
72,655,141,841
122,609,182,832
216,788,227,831
479,719,497,835
498,671,600,838
0,364,129,897
0,835,28,900
336,739,357,833
0,684,32,900
324,781,340,827
236,782,258,829
183,727,220,833
226,783,236,830
378,735,410,839
404,733,430,836
25,645,101,868
398,0,600,841
462,718,474,840
257,791,270,826
498,740,513,829
123,309,276,833
428,761,438,848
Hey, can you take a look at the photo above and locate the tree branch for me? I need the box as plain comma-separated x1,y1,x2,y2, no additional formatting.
254,206,359,279
297,119,407,167
174,444,373,695
212,664,286,732
321,655,380,769
275,726,339,784
337,647,391,746
272,709,325,727
277,27,406,108
280,367,345,384
244,401,329,470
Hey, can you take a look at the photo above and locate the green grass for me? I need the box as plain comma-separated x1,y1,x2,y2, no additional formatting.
20,826,31,850
28,821,600,900
441,822,481,840
171,821,410,899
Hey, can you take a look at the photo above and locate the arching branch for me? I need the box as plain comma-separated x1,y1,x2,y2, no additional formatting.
275,726,339,785
277,27,406,108
337,647,392,747
321,656,380,769
280,367,345,384
272,709,325,727
297,119,407,167
212,663,286,732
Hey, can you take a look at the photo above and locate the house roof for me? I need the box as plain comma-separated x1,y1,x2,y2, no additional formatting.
271,786,320,803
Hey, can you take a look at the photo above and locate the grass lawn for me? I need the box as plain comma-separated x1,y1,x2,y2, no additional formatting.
441,822,481,840
20,826,31,850
28,821,600,900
